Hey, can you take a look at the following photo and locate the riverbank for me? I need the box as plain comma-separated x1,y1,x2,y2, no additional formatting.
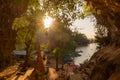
47,54,82,80
46,43,98,80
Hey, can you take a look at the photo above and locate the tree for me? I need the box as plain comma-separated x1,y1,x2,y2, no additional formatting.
72,30,90,46
95,24,110,49
27,0,81,79
48,19,77,69
40,0,83,27
12,13,37,68
12,7,46,79
0,0,82,68
0,0,29,68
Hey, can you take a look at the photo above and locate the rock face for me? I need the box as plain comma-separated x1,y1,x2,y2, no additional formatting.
86,0,120,46
89,46,120,80
83,0,120,80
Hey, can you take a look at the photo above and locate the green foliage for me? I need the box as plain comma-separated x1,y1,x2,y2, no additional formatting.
39,0,82,27
40,44,48,51
80,59,89,69
12,17,30,31
12,4,46,51
0,0,89,70
81,1,101,18
0,0,31,68
95,24,110,48
81,1,92,18
72,30,90,46
52,47,61,57
12,14,36,52
11,0,83,63
12,0,87,53
95,36,109,48
48,20,77,58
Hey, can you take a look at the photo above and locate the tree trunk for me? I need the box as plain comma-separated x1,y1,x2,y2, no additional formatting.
0,18,15,67
0,0,29,68
30,45,45,80
61,57,64,69
22,47,30,71
56,57,59,70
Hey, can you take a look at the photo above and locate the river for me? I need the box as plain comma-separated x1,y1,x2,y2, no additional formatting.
74,43,98,65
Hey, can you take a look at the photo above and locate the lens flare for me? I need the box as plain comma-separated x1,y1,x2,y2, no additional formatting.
44,15,53,28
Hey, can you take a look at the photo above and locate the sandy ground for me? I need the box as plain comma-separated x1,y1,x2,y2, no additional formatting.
0,63,19,79
0,54,82,80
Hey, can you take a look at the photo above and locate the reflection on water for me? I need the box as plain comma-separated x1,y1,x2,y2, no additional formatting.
74,43,98,65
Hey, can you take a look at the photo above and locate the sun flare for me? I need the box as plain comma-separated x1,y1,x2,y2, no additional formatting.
44,15,53,28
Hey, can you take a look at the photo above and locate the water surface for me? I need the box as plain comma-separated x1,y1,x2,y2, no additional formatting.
74,43,98,65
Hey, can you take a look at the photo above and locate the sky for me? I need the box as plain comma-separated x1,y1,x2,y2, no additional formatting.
71,16,96,39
